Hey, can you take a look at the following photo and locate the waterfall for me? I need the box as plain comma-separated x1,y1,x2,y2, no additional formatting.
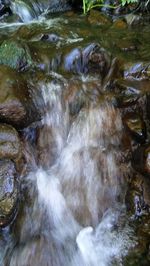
8,80,134,266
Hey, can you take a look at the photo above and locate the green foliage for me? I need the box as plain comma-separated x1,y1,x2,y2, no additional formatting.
121,0,138,6
82,0,138,14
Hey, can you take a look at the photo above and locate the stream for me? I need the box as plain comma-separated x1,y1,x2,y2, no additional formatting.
0,1,150,266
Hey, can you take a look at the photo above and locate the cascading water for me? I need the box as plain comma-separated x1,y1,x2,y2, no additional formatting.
0,0,150,264
7,80,135,266
9,0,71,22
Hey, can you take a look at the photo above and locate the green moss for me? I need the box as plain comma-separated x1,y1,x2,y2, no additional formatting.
0,41,32,71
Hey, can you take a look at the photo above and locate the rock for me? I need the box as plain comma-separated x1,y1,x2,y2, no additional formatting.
123,213,150,265
64,43,111,76
88,10,111,26
123,112,146,143
125,14,144,27
115,83,140,108
0,1,12,18
102,58,124,91
0,66,41,128
0,123,20,160
146,94,150,121
124,62,150,79
2,13,21,23
19,136,37,176
125,172,146,216
0,159,18,227
0,40,32,71
132,144,150,177
112,18,127,29
116,38,137,52
124,171,150,264
82,43,111,76
29,42,111,77
144,146,150,176
64,47,81,73
41,33,61,43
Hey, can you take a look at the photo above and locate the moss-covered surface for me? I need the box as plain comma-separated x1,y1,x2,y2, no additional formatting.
0,41,32,71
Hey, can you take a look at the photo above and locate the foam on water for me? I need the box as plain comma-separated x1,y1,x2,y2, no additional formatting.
36,82,133,265
8,81,135,266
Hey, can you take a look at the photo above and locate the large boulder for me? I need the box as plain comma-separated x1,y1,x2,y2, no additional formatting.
0,159,18,227
0,66,41,128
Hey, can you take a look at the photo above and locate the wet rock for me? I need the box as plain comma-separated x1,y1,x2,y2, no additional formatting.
125,172,146,216
64,47,81,73
0,40,32,71
20,137,37,176
146,94,150,122
125,13,145,27
144,146,150,176
102,58,124,91
0,1,12,18
125,172,150,263
41,33,61,43
2,13,21,23
82,43,111,76
125,13,141,26
88,10,111,26
124,62,150,79
64,43,111,76
123,214,150,265
132,144,150,177
0,66,41,128
116,38,137,52
0,123,20,160
0,159,18,227
115,84,140,108
112,18,127,29
143,178,150,208
123,113,146,143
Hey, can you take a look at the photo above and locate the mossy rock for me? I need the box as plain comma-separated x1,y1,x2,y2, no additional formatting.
88,10,111,27
0,40,32,71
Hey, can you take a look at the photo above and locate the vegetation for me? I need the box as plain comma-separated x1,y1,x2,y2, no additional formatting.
82,0,138,14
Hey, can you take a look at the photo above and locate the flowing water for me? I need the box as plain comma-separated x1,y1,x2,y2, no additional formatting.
7,83,133,266
0,1,150,266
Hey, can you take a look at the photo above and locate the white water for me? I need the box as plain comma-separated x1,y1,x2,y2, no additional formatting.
9,0,70,22
8,81,134,266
